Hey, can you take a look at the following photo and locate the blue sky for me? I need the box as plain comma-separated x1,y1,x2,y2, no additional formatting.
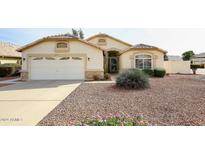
0,28,205,55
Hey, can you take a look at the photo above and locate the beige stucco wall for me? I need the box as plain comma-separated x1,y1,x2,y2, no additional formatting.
0,58,19,64
164,61,191,74
196,68,205,75
21,40,104,72
87,37,130,52
119,49,165,71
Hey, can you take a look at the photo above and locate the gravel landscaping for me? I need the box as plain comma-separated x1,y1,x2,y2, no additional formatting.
38,75,205,126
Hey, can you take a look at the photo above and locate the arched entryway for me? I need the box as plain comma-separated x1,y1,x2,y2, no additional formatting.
105,51,120,73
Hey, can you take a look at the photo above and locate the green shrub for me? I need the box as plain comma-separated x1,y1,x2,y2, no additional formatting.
116,69,150,89
104,73,111,80
0,63,21,77
0,67,12,77
142,69,154,77
80,116,148,126
154,68,166,77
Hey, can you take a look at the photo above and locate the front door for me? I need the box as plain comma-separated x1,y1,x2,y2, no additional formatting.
109,57,118,73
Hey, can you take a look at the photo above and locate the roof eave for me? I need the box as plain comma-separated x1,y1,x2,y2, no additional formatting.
120,47,167,55
17,37,103,52
0,55,21,58
86,33,132,47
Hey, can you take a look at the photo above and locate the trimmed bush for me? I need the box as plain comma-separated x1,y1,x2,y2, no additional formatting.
0,63,21,77
142,69,154,77
154,68,166,77
116,69,150,89
190,64,201,74
0,67,13,77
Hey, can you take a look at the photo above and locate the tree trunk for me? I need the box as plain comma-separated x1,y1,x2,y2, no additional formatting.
192,69,196,75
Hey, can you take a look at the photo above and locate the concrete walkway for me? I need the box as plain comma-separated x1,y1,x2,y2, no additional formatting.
0,80,81,126
0,78,21,84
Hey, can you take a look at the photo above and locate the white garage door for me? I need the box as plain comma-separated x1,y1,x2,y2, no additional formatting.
30,56,85,80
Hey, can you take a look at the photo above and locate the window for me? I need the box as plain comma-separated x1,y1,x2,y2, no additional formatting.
45,57,55,60
60,57,70,60
135,54,152,69
56,42,68,48
72,57,82,60
33,57,43,60
98,39,106,45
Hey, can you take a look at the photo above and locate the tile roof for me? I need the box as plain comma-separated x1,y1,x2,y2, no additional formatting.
86,33,132,46
131,43,167,53
17,33,103,52
0,42,21,57
133,44,159,49
194,52,205,58
45,33,77,39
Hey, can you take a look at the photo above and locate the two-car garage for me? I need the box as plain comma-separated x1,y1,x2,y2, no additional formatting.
30,56,85,80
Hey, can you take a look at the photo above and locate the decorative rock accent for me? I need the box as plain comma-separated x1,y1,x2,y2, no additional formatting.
85,71,104,80
20,71,28,81
20,71,104,81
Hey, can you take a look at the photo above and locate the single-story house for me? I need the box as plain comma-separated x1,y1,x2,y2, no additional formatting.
192,52,205,67
0,42,21,64
17,33,168,80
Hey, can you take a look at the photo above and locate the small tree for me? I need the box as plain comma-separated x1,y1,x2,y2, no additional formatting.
72,28,79,37
182,50,195,61
79,28,84,39
72,28,84,39
191,64,200,74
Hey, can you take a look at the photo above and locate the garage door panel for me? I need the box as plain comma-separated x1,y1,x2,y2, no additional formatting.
30,56,85,80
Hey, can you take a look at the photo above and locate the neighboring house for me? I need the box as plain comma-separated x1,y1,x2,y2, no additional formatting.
17,33,167,80
167,55,182,61
0,42,21,64
192,52,205,67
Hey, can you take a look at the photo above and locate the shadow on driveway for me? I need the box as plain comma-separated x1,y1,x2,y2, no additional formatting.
0,80,83,92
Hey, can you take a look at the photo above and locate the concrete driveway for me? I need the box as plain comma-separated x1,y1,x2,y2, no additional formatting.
0,81,81,126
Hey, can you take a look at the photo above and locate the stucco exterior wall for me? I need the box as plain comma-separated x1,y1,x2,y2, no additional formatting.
87,37,130,52
0,58,19,64
21,40,104,72
119,49,165,71
164,61,191,74
196,68,205,75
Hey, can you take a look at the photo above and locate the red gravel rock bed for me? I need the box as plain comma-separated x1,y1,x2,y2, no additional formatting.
38,75,205,126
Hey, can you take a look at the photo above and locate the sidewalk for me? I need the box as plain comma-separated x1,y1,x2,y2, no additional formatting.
0,78,21,84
